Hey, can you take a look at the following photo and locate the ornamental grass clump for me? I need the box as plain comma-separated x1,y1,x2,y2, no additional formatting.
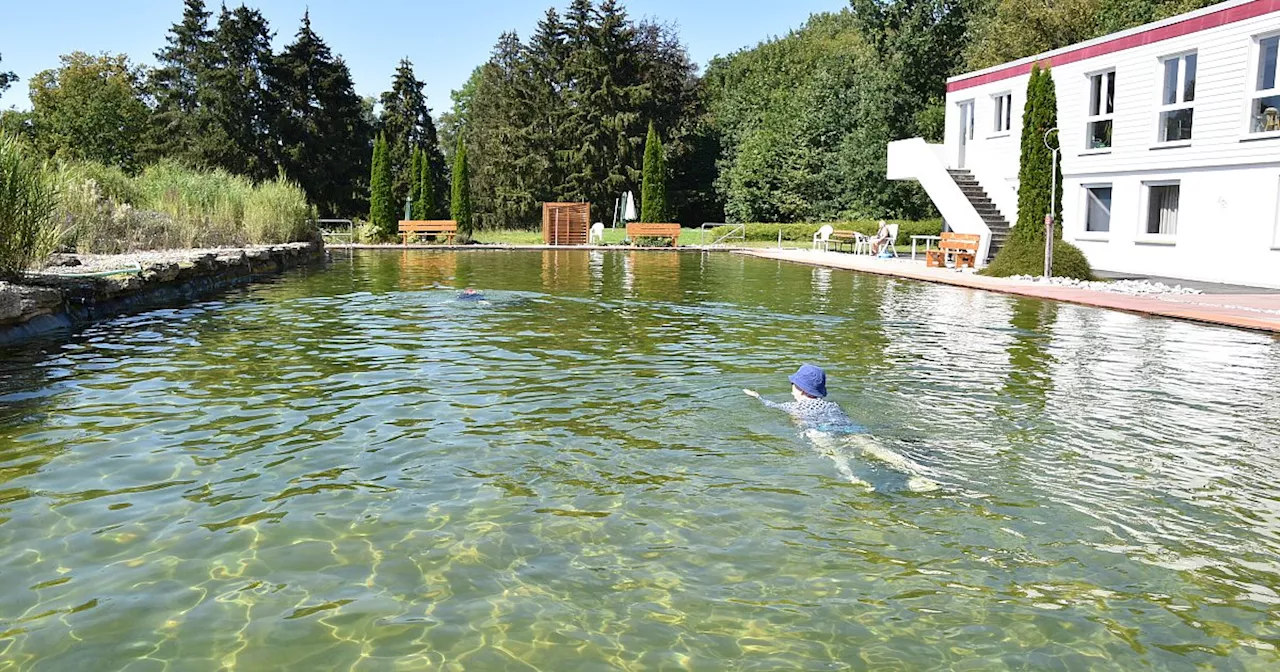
0,134,62,278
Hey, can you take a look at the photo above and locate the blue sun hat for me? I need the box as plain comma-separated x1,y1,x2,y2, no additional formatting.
788,364,828,398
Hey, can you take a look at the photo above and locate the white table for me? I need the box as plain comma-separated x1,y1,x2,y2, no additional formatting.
911,235,942,261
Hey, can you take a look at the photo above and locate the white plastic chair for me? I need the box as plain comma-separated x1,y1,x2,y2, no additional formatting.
812,225,834,251
853,232,872,255
589,222,605,244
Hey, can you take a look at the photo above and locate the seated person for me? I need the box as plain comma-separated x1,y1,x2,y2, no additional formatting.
869,220,893,256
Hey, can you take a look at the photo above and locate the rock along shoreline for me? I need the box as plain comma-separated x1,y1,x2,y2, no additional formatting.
0,241,324,346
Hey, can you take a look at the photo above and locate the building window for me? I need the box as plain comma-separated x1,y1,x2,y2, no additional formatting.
993,92,1012,133
1086,71,1115,149
1085,186,1112,232
1250,34,1280,133
1158,53,1196,142
1145,183,1180,236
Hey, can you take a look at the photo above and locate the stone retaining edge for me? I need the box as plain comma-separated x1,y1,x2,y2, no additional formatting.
0,242,324,346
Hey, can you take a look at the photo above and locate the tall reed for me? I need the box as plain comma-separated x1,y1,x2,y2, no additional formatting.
0,134,62,278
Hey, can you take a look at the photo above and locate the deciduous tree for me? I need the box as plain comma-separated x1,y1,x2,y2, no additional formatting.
29,52,151,171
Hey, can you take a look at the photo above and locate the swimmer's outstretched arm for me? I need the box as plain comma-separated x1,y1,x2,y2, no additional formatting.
743,389,790,411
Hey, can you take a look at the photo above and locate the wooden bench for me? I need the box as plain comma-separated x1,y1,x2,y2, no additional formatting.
626,223,681,247
399,220,458,245
926,232,981,269
831,230,858,253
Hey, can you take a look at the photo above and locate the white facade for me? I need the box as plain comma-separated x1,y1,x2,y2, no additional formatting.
930,0,1280,288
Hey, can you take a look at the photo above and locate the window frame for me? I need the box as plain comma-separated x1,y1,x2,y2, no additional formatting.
1085,70,1116,151
1080,183,1113,239
992,91,1013,135
1245,32,1280,137
1139,180,1181,243
1156,52,1197,145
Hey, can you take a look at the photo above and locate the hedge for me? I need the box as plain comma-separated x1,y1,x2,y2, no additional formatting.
707,219,944,245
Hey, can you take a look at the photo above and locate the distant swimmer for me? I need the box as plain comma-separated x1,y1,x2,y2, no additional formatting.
456,288,490,304
745,364,938,492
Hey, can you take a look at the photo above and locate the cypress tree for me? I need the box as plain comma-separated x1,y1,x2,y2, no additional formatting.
985,63,1091,279
370,133,395,237
640,121,667,222
1012,63,1062,245
409,147,424,219
451,135,473,242
419,151,436,220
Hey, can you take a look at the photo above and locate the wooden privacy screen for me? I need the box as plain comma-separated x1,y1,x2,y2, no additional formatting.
542,203,591,246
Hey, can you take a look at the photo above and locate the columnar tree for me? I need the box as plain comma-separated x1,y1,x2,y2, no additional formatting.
369,133,395,237
984,63,1091,279
640,121,667,222
451,135,473,241
1013,63,1061,245
409,147,424,219
418,151,436,220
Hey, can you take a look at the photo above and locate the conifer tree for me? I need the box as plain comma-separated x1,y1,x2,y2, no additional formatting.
1012,63,1062,246
202,4,278,180
985,63,1090,279
640,121,667,222
274,11,372,217
451,135,473,241
418,151,437,220
370,133,395,237
409,147,424,219
379,59,448,215
150,0,214,162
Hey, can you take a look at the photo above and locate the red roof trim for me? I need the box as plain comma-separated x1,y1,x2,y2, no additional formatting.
947,0,1280,92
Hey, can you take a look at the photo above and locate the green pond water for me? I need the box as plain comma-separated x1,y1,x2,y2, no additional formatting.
2,249,1279,671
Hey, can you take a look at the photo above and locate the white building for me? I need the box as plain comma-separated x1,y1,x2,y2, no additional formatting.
889,0,1280,288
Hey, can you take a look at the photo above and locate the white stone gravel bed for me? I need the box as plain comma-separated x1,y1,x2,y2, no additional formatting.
1010,275,1203,296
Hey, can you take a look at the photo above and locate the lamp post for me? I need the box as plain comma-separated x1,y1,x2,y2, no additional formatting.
1043,127,1060,279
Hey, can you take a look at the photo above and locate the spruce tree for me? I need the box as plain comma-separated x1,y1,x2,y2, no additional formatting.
274,11,372,217
203,4,278,180
150,0,214,162
409,147,424,219
370,133,395,237
378,59,448,215
451,135,473,242
640,121,667,222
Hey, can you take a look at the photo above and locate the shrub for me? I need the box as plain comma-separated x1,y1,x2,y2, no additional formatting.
706,219,943,245
980,236,1093,280
0,133,62,277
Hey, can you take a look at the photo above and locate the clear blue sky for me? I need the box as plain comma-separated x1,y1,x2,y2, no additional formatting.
0,0,848,112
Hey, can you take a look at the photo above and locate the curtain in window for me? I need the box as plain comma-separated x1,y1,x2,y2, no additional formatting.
1147,186,1179,235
